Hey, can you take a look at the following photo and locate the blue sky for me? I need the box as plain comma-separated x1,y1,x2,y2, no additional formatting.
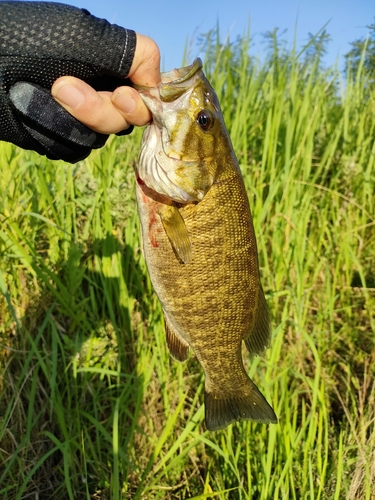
31,0,375,69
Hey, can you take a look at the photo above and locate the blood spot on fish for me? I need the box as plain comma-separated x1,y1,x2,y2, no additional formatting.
148,206,159,248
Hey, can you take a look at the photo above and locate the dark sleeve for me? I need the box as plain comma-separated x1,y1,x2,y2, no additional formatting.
0,1,137,160
0,1,136,87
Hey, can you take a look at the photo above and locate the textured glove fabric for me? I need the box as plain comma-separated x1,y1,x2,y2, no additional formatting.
0,1,137,162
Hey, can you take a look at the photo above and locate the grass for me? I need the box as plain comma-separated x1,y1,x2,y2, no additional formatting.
1,29,374,499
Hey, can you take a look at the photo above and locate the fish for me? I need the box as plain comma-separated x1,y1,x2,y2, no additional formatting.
135,58,277,431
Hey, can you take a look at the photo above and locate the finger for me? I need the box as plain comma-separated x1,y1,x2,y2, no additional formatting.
111,86,152,126
9,81,104,162
52,76,131,134
128,33,161,87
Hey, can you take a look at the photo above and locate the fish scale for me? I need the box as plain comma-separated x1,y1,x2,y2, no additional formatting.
136,58,277,431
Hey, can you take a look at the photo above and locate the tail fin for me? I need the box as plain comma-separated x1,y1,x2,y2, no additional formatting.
204,382,277,431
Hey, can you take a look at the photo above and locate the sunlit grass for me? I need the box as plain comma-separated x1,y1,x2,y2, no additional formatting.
1,29,374,499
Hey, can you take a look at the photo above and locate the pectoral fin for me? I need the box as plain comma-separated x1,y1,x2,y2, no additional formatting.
164,314,190,362
158,205,192,264
244,288,271,355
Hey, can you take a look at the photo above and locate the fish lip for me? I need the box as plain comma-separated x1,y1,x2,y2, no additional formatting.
161,58,203,85
135,58,203,103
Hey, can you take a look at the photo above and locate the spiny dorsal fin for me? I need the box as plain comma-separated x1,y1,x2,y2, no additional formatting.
244,287,271,355
158,205,192,264
164,314,190,362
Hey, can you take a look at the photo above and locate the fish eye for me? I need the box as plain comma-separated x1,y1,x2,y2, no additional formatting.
196,109,214,132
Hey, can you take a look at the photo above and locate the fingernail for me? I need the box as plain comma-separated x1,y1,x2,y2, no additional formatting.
113,93,136,114
53,82,84,109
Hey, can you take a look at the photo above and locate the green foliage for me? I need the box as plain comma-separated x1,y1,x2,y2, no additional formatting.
345,19,375,81
1,28,375,499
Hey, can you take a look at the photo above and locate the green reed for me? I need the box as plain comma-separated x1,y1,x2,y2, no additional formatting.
0,27,374,499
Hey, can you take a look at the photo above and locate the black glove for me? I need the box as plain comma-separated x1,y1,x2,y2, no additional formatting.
8,81,111,163
0,2,137,162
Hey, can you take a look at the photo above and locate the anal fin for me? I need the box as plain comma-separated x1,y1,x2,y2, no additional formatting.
164,315,190,362
244,287,271,354
158,205,192,264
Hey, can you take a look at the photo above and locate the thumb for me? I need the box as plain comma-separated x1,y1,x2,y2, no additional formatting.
128,33,161,87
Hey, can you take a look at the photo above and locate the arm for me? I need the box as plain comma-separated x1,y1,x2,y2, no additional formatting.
51,33,160,134
0,1,160,162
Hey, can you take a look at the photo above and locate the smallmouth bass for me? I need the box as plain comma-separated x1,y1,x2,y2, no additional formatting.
136,58,277,431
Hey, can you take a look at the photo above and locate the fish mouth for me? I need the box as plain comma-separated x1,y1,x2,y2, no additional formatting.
135,58,203,103
160,58,203,85
159,59,203,102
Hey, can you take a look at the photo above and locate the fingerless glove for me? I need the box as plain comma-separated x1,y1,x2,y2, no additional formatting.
0,2,136,162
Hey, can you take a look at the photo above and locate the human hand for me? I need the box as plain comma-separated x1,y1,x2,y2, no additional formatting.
51,34,160,134
0,2,160,162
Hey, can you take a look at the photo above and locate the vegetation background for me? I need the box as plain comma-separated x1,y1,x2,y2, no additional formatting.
0,26,374,499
